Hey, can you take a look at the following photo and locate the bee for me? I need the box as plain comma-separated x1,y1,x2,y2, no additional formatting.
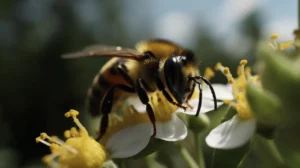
62,39,217,140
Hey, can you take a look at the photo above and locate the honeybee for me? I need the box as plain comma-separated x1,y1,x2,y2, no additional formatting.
62,39,217,140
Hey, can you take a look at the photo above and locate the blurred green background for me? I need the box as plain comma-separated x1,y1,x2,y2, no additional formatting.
0,0,296,167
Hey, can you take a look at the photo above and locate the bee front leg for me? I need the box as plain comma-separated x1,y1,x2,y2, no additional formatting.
136,78,157,138
154,74,187,110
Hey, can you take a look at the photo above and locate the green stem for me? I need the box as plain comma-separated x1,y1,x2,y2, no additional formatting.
194,133,206,168
179,145,199,168
120,160,128,168
265,140,284,163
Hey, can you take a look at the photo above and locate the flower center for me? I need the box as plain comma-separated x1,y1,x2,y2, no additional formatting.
215,60,261,119
36,110,107,168
99,91,179,144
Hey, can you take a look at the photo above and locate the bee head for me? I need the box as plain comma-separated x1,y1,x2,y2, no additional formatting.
164,50,196,104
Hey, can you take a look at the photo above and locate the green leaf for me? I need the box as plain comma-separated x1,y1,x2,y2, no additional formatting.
275,122,300,167
210,143,250,168
238,135,286,168
156,143,190,168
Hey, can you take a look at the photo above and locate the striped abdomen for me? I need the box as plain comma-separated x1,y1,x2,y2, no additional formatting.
87,58,136,116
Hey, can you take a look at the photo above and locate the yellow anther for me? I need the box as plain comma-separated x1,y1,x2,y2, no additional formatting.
50,143,60,153
64,130,71,139
49,136,59,143
70,127,79,136
223,100,232,104
245,67,251,74
229,77,234,84
42,155,53,164
215,62,223,71
279,41,293,50
240,59,248,65
64,109,79,118
40,133,48,140
270,33,279,40
204,67,215,80
36,137,42,143
223,67,230,74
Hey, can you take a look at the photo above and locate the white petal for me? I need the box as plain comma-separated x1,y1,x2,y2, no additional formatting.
106,123,152,158
156,114,187,141
126,96,146,113
203,84,234,100
176,98,223,115
205,115,256,149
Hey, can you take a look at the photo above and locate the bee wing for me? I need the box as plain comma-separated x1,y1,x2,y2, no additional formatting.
61,45,144,60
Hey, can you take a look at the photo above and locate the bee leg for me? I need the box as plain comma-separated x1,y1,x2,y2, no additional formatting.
192,76,217,111
97,84,135,140
136,78,157,138
154,74,187,110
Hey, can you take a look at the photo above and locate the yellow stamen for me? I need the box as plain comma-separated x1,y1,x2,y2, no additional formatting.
215,62,223,71
36,110,107,168
223,100,232,104
65,110,88,136
245,67,251,75
279,41,293,50
42,155,56,164
49,136,60,143
240,59,248,65
50,143,61,154
270,33,279,40
70,127,79,137
36,137,50,145
204,67,215,80
228,77,234,84
64,130,71,139
269,33,293,50
40,133,48,140
64,109,79,118
268,42,276,49
217,60,260,120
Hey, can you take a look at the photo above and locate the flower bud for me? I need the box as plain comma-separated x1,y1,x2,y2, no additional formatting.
188,114,210,133
246,84,285,126
257,43,300,120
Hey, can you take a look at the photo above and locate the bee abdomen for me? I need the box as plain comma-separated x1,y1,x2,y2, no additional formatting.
87,74,112,116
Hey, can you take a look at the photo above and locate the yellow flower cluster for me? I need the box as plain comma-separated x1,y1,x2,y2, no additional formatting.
36,110,107,168
215,60,261,119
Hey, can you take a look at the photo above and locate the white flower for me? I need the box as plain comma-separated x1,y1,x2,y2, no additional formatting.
119,67,225,143
176,83,233,115
117,93,188,142
205,60,260,149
